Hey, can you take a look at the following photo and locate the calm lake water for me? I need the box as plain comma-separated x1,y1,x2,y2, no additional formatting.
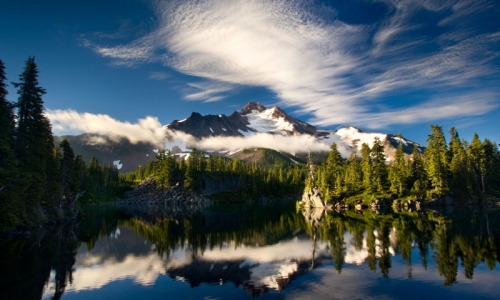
1,202,500,299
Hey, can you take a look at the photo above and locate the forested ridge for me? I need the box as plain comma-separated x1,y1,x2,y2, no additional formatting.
124,149,307,200
0,58,127,232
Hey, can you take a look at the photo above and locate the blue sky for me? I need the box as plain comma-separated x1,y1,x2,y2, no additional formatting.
1,0,499,145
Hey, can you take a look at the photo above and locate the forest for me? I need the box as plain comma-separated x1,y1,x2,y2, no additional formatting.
309,128,500,204
0,58,129,232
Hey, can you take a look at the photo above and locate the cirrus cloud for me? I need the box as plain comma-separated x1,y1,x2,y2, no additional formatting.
85,0,500,128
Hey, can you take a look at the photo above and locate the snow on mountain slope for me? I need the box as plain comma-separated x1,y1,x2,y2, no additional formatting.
316,126,422,158
113,160,123,170
336,127,387,149
244,106,294,135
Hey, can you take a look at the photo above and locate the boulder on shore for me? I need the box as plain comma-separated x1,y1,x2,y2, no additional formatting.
299,187,329,208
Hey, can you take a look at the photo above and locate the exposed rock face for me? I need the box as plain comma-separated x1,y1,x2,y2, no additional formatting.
240,101,267,115
123,178,210,205
167,111,253,138
299,187,328,208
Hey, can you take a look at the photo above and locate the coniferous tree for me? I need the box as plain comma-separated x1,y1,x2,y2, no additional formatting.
0,59,23,228
326,143,344,193
371,137,387,192
469,133,486,194
424,125,449,195
0,59,16,156
448,127,469,194
361,143,372,192
184,149,199,191
60,139,78,203
409,145,427,199
154,150,176,189
344,152,362,194
482,138,500,195
13,57,53,218
43,144,62,216
389,138,408,196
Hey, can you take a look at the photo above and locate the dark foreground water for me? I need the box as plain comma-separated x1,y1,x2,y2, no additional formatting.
1,203,500,300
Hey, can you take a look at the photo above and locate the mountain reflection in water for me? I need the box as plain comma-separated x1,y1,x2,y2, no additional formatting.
1,203,500,299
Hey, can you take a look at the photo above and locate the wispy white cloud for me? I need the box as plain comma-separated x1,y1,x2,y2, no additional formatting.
183,81,235,102
84,0,500,128
149,71,170,80
339,92,498,129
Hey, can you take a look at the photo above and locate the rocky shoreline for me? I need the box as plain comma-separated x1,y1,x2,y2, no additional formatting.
120,177,211,205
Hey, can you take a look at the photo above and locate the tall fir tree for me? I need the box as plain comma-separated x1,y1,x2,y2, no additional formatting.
326,143,344,193
481,138,500,195
389,138,408,196
424,125,449,195
447,127,469,194
13,57,54,219
371,137,387,192
0,59,23,228
154,150,176,189
361,143,372,192
60,139,78,203
469,133,486,194
409,144,427,199
344,152,362,194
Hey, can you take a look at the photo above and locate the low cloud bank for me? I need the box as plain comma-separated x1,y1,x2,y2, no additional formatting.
46,110,335,154
46,109,166,145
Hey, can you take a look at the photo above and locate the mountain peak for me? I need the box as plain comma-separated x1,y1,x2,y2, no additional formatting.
240,101,267,115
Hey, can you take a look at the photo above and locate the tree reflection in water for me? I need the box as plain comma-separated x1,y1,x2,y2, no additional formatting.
0,205,499,299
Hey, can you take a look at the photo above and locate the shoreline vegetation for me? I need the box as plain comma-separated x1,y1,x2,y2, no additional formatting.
1,57,500,235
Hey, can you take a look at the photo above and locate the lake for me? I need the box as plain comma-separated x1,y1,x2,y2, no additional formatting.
1,202,499,299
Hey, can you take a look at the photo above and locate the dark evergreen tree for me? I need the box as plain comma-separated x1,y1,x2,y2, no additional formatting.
371,137,387,192
424,125,449,195
361,143,372,192
469,133,486,194
43,143,62,217
0,59,23,228
184,149,199,191
13,57,53,220
344,152,362,194
60,139,78,204
447,127,469,194
326,143,344,194
154,150,176,189
409,145,427,199
482,138,500,195
389,137,408,196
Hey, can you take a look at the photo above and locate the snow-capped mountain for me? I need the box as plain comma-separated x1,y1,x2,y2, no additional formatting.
56,102,423,172
166,101,316,138
166,101,423,160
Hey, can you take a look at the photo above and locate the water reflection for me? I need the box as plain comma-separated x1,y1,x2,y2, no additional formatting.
0,204,499,299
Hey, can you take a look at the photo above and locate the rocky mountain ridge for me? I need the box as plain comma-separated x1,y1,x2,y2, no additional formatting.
55,102,424,172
